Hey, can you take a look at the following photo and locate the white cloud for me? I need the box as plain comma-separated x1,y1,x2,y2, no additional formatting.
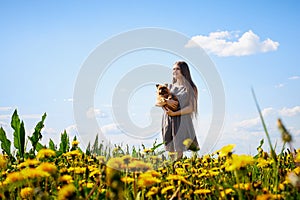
101,123,121,135
0,115,10,120
288,76,300,80
86,107,107,119
185,30,279,57
275,83,285,88
235,107,274,130
65,124,78,135
0,121,8,127
0,107,13,111
22,114,43,119
279,106,300,117
64,98,73,102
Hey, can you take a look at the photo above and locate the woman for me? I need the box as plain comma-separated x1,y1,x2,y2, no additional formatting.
162,61,199,160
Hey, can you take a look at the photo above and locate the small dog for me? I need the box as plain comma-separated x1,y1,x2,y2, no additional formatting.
155,83,179,111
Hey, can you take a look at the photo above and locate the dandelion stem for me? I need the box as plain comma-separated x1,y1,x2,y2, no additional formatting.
251,88,277,163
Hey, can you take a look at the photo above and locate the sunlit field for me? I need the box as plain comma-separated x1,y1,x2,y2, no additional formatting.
0,109,299,200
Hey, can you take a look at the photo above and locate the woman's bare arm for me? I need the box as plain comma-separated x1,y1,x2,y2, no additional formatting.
164,104,194,116
165,88,197,117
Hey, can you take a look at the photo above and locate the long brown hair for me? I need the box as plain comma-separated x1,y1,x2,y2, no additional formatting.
172,61,198,116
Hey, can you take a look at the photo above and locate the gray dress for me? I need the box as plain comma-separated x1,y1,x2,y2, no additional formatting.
161,84,199,152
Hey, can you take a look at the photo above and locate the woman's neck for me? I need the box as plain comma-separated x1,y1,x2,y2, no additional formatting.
175,79,184,86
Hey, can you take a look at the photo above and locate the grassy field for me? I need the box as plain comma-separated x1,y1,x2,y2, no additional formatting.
0,109,299,200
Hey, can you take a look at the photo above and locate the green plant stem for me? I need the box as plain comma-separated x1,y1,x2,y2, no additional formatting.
251,88,277,163
234,170,243,200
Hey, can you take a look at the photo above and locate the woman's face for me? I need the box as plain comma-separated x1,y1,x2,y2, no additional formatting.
173,64,182,80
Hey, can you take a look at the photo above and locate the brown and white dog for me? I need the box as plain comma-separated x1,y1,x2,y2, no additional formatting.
155,83,179,111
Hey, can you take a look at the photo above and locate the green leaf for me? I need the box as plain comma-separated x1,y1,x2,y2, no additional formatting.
92,134,99,154
11,110,26,158
151,142,164,152
59,130,70,154
28,113,46,152
86,142,91,156
49,139,56,151
0,127,12,156
36,142,44,152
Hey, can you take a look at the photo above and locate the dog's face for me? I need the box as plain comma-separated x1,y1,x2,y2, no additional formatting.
156,83,170,98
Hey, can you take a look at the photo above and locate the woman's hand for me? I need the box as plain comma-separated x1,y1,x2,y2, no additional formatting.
166,99,178,110
163,107,177,117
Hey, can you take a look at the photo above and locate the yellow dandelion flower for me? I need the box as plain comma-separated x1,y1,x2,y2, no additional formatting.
60,167,68,174
58,184,76,200
216,144,236,157
121,176,134,184
175,168,186,175
72,140,79,147
64,149,81,157
98,188,106,194
166,174,193,186
225,154,254,171
0,154,7,169
183,138,199,151
89,169,100,177
128,160,152,172
257,194,283,200
4,171,24,184
294,152,300,163
20,187,34,199
73,167,85,174
122,155,132,165
146,187,159,197
208,170,220,177
97,156,106,164
137,173,161,187
17,159,40,169
106,157,123,170
36,148,56,159
220,188,234,198
59,175,73,184
148,170,161,178
278,183,285,191
86,182,94,188
87,158,94,162
194,189,211,195
256,157,271,168
234,183,251,190
143,148,153,153
161,185,175,194
67,167,74,173
79,179,85,185
37,162,57,174
21,168,50,179
294,167,300,175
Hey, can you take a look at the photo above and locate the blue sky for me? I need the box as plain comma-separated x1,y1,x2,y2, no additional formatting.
1,1,299,155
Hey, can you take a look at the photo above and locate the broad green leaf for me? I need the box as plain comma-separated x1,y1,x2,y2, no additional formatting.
36,142,44,152
0,127,11,156
28,113,46,151
86,142,91,156
92,134,99,154
49,139,56,151
59,130,69,153
11,110,25,158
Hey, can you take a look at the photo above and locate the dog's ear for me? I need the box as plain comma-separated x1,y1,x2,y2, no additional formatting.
164,83,168,87
156,84,159,88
